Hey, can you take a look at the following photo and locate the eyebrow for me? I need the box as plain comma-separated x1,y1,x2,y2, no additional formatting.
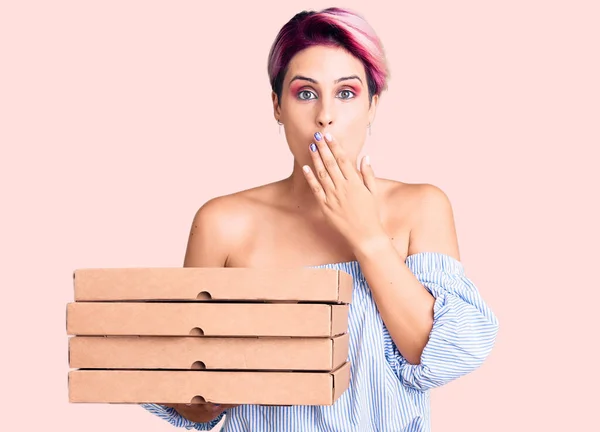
288,75,363,86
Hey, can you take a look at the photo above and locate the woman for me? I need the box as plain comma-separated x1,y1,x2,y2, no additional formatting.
141,7,498,431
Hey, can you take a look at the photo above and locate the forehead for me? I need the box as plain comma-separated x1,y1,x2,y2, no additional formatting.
285,45,366,83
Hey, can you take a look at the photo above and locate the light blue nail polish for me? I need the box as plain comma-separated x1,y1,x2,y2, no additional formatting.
310,143,317,152
314,132,322,141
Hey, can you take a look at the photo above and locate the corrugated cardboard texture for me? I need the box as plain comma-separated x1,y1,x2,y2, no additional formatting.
69,333,350,371
66,302,349,337
68,361,351,405
73,267,353,304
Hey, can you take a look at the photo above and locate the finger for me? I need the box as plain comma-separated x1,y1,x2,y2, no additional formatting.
302,165,327,202
309,141,335,193
360,155,377,193
323,132,358,182
314,132,347,186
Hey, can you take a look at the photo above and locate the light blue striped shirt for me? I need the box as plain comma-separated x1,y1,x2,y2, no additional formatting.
141,252,499,431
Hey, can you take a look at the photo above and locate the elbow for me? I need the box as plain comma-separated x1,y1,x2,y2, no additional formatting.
406,339,429,365
396,296,499,390
399,332,431,366
405,353,423,366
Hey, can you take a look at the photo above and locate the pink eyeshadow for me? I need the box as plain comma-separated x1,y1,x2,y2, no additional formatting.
288,82,363,97
345,85,361,97
289,82,306,95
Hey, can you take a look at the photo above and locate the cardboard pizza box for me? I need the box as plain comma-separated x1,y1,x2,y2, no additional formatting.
66,302,349,337
68,361,351,406
68,333,349,371
73,267,353,304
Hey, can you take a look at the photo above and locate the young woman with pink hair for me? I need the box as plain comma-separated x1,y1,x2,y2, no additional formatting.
142,7,498,431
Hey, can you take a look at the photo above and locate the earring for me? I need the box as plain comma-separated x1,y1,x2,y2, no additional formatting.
277,120,283,134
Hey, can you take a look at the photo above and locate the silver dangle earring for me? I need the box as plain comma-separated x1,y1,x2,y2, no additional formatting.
277,120,283,134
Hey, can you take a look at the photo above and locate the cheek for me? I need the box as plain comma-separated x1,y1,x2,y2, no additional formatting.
338,112,368,151
339,108,368,135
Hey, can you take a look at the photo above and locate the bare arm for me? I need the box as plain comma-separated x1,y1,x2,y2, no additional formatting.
353,183,498,391
352,184,459,364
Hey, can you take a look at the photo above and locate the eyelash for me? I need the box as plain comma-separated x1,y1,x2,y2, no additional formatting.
297,88,356,101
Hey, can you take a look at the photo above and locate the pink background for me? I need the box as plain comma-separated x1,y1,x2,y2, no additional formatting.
2,1,599,430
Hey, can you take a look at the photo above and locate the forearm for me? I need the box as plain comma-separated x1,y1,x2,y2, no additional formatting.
352,235,435,365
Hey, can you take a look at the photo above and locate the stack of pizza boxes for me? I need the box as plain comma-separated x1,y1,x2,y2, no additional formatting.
66,266,353,406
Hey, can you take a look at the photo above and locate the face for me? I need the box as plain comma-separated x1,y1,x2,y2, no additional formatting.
272,45,378,170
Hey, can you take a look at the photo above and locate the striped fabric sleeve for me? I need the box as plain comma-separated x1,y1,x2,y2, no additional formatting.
383,252,499,392
140,403,225,430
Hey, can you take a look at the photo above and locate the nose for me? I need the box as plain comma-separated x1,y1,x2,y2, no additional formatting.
316,99,334,128
317,116,333,128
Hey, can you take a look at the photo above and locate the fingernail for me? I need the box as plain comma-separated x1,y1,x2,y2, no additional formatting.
314,132,322,141
365,155,371,165
309,143,317,152
325,132,332,141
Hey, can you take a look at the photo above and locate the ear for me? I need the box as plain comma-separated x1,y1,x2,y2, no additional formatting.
272,91,282,122
368,94,379,125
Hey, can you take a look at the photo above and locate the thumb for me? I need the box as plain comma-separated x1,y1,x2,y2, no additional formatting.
360,155,376,193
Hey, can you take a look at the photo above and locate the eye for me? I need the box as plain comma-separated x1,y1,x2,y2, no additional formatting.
337,89,356,100
297,90,316,100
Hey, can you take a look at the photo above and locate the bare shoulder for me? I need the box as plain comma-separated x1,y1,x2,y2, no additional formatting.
381,179,460,260
184,182,278,267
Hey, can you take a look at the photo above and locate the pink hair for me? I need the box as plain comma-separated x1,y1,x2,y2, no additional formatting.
267,7,389,103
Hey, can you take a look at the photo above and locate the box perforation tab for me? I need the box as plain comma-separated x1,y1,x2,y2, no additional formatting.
191,361,206,370
191,395,206,404
189,327,205,336
196,291,211,300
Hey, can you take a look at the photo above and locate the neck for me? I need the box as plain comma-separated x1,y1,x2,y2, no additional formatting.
281,161,324,218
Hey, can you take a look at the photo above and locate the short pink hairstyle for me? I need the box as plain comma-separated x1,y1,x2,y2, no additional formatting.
267,7,390,104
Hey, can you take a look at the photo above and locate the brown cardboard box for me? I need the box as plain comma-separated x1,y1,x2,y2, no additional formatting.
66,302,349,337
67,266,354,405
68,361,351,405
73,267,352,303
69,333,350,371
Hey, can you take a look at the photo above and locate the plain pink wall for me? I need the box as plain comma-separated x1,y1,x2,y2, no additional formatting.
2,1,598,430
